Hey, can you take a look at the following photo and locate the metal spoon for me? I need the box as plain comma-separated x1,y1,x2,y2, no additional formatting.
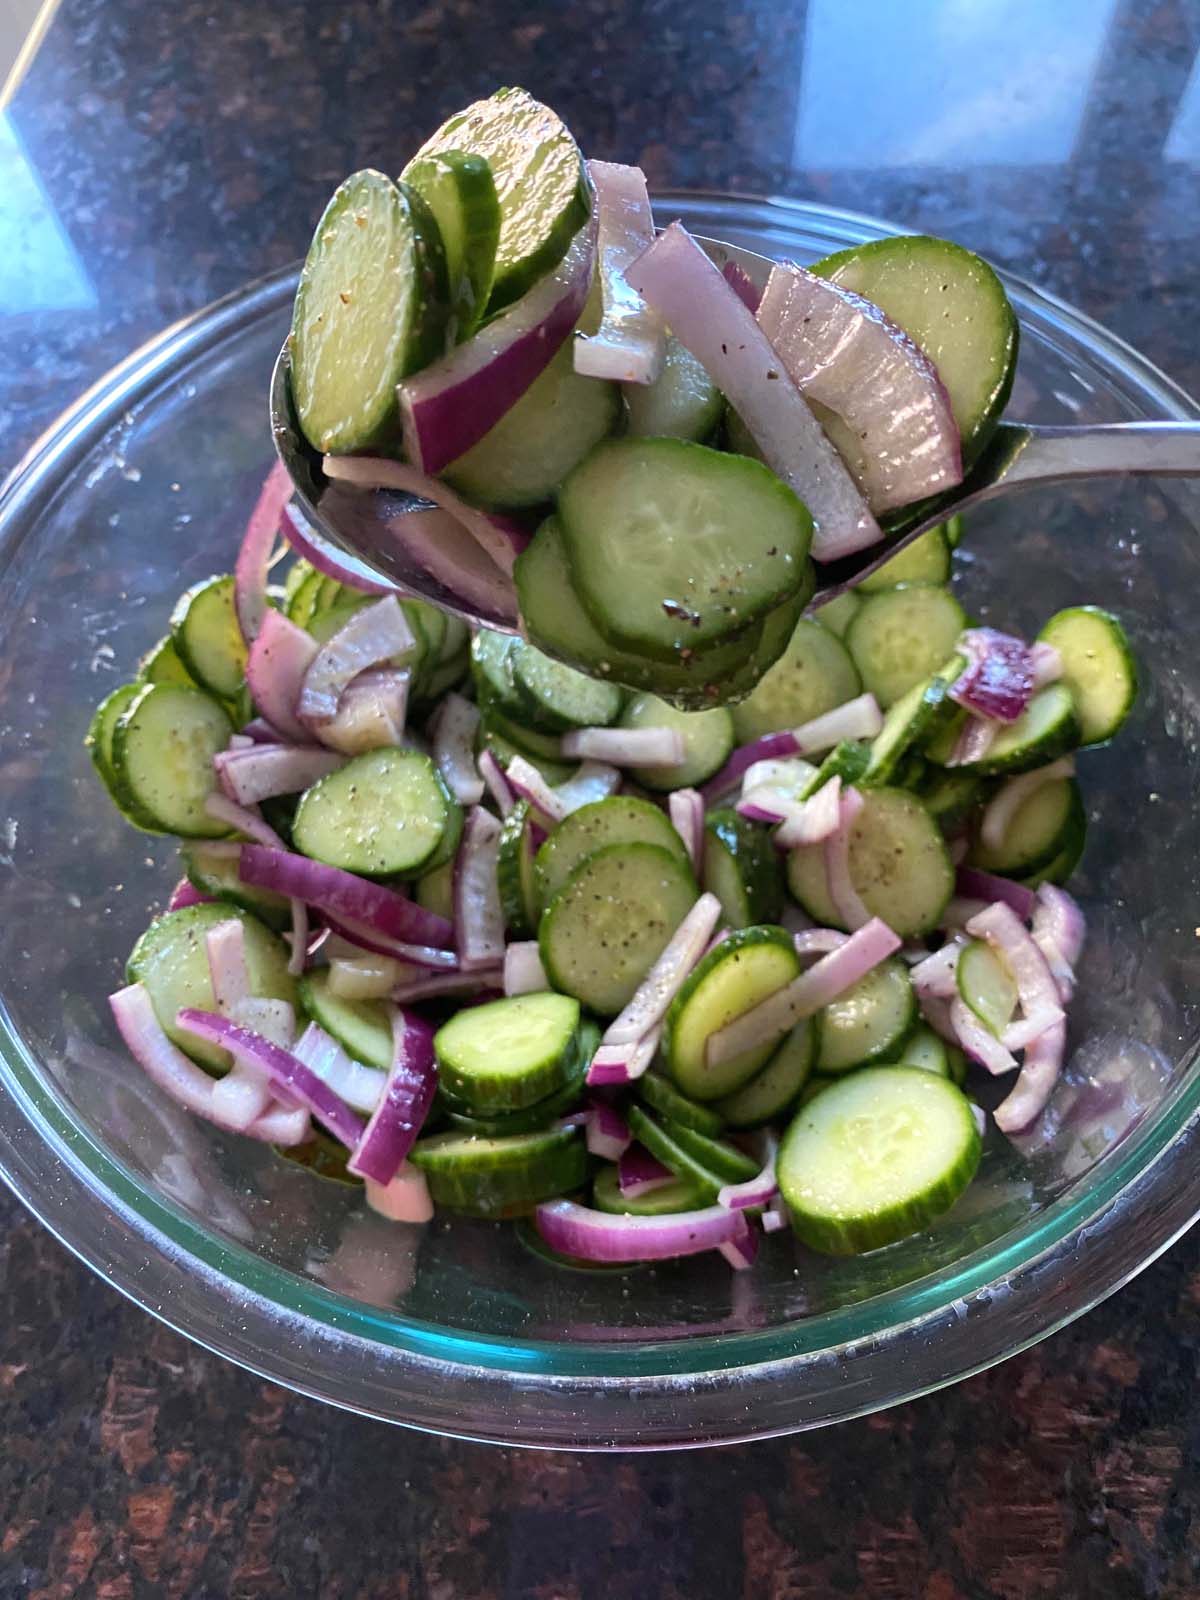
270,235,1200,629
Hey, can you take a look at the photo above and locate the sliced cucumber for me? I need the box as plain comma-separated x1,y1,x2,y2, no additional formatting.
970,776,1084,878
410,1124,587,1217
111,683,234,838
663,926,802,1100
856,526,951,592
943,515,965,550
87,683,160,829
624,1106,720,1201
299,968,392,1070
616,694,733,791
714,1019,814,1127
798,738,872,799
402,149,500,341
666,1120,759,1185
777,1066,982,1253
559,438,812,661
181,841,290,931
956,939,1017,1039
812,234,1018,464
702,808,783,929
291,169,448,453
730,617,861,744
478,721,575,788
440,1024,592,1137
889,1022,951,1077
434,992,581,1112
479,703,568,770
533,795,689,912
861,670,952,787
416,797,465,878
592,1164,710,1216
1019,815,1087,888
169,574,247,701
137,634,197,687
414,857,456,923
512,638,624,732
786,838,842,928
844,786,954,937
471,629,525,716
292,747,450,876
918,768,984,832
936,683,1081,777
1037,606,1136,746
623,334,722,442
127,904,297,1072
497,799,541,937
815,590,861,639
845,585,968,708
636,1072,726,1137
814,956,915,1073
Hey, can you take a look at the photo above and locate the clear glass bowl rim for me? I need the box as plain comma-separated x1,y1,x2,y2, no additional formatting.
2,191,1199,1449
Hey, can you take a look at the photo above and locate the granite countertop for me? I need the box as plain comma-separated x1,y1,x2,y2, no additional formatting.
3,0,1200,1593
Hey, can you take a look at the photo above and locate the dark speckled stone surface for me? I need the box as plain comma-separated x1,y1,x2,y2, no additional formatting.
3,0,1200,1593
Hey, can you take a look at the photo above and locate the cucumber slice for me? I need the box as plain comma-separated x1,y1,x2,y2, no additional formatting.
663,926,802,1100
635,1072,726,1136
815,590,861,639
291,169,449,453
181,842,290,931
860,672,950,787
406,87,590,312
777,1066,982,1253
126,904,297,1072
814,957,915,1073
559,438,812,662
889,1022,951,1077
419,650,470,706
969,777,1084,877
956,939,1017,1039
1019,814,1087,888
702,808,783,929
539,841,699,1015
169,574,248,701
844,786,954,937
478,722,576,787
292,747,450,876
1037,606,1137,746
497,799,541,937
414,857,456,923
479,703,568,768
624,1106,721,1201
402,149,500,341
714,1019,814,1128
592,1164,710,1216
285,568,329,631
86,683,160,829
812,235,1018,465
918,768,983,832
471,629,525,717
441,1026,592,1136
438,614,470,665
299,968,392,1070
730,617,861,744
417,798,465,878
410,1124,587,1217
943,515,965,549
137,634,197,687
512,639,624,732
856,526,951,592
111,683,234,838
785,839,842,928
623,335,722,442
442,332,620,508
434,992,581,1112
941,683,1081,777
617,694,733,791
846,585,968,708
664,1119,759,1185
305,595,373,648
798,738,872,799
534,795,689,911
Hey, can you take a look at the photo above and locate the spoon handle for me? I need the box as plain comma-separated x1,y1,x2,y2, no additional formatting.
1000,420,1200,487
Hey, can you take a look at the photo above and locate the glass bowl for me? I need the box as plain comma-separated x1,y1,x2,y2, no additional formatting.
1,194,1199,1450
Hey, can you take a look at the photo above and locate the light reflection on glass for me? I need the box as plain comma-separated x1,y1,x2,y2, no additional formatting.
1165,51,1200,163
0,108,96,312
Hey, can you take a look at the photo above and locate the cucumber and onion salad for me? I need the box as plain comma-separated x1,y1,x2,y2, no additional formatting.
90,85,1138,1273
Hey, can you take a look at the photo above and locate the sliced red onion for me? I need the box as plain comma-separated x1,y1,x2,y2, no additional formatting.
586,1099,633,1162
618,1145,676,1198
824,786,872,931
780,902,814,938
955,867,1036,923
949,996,1017,1076
504,755,566,824
762,1194,790,1234
390,968,502,1005
237,844,452,948
718,1229,761,1271
375,503,518,627
573,161,664,385
668,788,704,873
534,1196,750,1263
1029,641,1064,691
168,877,212,912
227,733,256,752
364,1164,434,1224
587,1022,662,1087
722,259,762,314
1002,1009,1065,1052
740,757,818,800
793,928,850,960
454,807,505,972
397,212,597,475
701,695,882,804
235,460,293,645
909,939,964,1002
477,747,516,816
327,953,403,1001
298,596,416,725
948,629,1036,725
940,895,991,930
292,1021,387,1114
735,791,790,827
504,941,549,996
707,916,901,1069
718,1132,778,1211
946,714,997,768
626,223,880,561
602,893,721,1047
558,727,683,768
554,760,622,814
215,744,344,805
757,263,962,513
773,776,844,850
429,693,484,805
239,716,290,744
347,1009,437,1184
176,1007,365,1148
1032,884,1085,1004
980,757,1076,854
994,1018,1066,1133
323,915,459,969
966,901,1064,1047
204,920,284,1132
109,985,301,1144
201,796,310,975
919,990,962,1044
280,502,398,596
245,608,318,744
318,668,410,755
205,917,250,1013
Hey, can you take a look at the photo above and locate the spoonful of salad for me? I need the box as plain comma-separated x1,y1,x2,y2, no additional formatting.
271,87,1200,709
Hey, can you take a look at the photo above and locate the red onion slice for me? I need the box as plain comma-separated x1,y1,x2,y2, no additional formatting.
293,1021,386,1115
756,263,962,513
215,744,344,806
245,608,319,744
347,1009,437,1185
668,789,704,873
280,503,397,597
239,716,290,745
318,668,410,755
626,222,881,561
323,915,459,970
168,878,213,912
201,796,310,975
534,1196,749,1263
454,807,505,972
772,776,844,849
706,916,901,1068
824,787,873,931
618,1145,675,1197
793,928,850,960
389,967,502,1004
398,212,597,474
721,259,762,314
364,1165,435,1224
504,941,549,996
1031,884,1085,1003
965,900,1064,1044
586,1023,662,1087
718,1132,779,1211
205,917,251,1014
375,503,518,627
909,939,964,1002
950,996,1017,1076
477,748,516,816
504,756,566,825
993,1018,1067,1133
237,843,453,948
980,757,1075,854
718,1229,761,1271
573,162,664,385
1029,641,1063,691
429,692,484,805
297,596,416,727
235,460,293,645
946,713,997,767
954,867,1036,923
554,760,622,814
699,695,882,804
559,726,686,768
948,629,1036,724
585,1099,633,1162
327,953,403,1001
602,892,721,1048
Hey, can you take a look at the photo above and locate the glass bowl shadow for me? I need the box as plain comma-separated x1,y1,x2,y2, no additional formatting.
1,193,1198,1449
